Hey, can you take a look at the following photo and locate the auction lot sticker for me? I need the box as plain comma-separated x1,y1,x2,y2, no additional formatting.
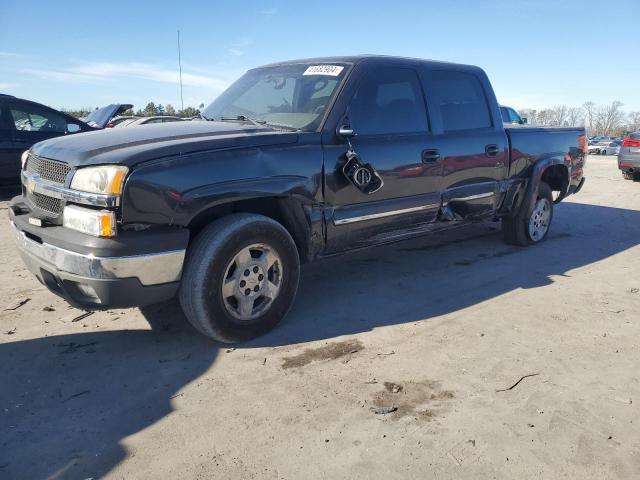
303,65,344,76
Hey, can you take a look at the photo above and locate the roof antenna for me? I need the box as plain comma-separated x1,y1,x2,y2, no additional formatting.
177,30,184,111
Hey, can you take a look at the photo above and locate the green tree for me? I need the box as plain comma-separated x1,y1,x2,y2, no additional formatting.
142,102,158,117
157,104,165,115
177,106,200,118
165,104,176,116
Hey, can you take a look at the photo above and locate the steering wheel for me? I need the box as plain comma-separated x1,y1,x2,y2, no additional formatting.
312,78,329,92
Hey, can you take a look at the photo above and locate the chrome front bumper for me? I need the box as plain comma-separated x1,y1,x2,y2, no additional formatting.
10,221,185,286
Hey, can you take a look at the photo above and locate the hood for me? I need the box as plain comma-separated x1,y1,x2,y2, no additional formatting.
30,121,299,168
81,104,133,129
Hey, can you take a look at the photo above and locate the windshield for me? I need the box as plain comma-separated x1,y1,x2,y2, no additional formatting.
201,63,349,131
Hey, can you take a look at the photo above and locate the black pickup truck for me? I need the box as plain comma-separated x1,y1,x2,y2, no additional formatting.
9,56,586,342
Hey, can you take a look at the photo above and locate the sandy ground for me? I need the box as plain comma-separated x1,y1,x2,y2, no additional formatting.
1,155,639,480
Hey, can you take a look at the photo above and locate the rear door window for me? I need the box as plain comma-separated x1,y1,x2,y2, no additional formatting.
431,71,491,131
349,68,428,135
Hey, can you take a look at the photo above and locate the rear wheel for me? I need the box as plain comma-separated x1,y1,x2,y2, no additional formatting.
623,172,634,180
179,213,300,343
502,181,554,246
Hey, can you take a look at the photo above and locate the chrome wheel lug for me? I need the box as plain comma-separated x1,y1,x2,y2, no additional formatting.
245,288,251,295
253,266,259,273
254,285,259,292
244,269,250,276
258,274,264,281
239,280,246,288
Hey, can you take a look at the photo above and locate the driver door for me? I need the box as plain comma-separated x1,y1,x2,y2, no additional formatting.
323,66,443,253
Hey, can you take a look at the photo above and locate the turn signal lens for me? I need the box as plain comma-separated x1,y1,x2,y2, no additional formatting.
578,135,587,154
63,205,116,237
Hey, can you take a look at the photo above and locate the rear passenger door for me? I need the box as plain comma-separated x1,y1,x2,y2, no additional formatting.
421,69,508,219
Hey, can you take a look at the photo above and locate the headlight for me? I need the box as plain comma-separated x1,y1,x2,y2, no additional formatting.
21,151,29,169
70,165,128,195
63,205,117,237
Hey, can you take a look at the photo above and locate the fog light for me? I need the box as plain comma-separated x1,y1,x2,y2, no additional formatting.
63,205,116,237
76,283,101,302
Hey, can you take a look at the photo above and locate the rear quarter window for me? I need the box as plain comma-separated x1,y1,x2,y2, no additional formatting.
431,71,492,131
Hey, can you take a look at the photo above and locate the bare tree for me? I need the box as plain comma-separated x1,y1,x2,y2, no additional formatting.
536,109,555,127
519,109,538,125
566,107,584,127
628,112,640,132
594,101,624,136
550,105,569,126
582,101,596,134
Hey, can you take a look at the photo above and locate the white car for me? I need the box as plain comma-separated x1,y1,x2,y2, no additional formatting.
588,141,620,155
114,116,184,127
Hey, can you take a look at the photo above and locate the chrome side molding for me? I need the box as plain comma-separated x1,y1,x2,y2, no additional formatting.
334,203,439,225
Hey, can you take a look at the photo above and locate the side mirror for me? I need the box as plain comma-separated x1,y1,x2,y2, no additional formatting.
520,117,528,125
67,123,81,133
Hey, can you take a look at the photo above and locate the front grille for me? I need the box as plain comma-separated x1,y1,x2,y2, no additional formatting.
31,192,63,215
25,154,71,184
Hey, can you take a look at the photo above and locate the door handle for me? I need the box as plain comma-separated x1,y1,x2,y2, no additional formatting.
485,144,500,157
422,149,441,163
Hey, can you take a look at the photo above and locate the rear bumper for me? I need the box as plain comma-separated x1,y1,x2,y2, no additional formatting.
9,196,188,309
618,154,640,172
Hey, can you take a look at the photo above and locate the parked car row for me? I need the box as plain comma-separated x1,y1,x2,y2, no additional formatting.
588,139,621,155
0,96,192,185
1,95,120,184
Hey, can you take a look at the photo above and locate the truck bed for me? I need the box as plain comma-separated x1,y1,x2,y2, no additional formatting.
506,126,586,193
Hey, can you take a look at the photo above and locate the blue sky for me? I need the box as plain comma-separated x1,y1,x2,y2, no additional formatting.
1,0,638,112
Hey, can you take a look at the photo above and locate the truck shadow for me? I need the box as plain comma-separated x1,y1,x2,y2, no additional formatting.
0,304,217,480
0,201,637,478
249,201,640,347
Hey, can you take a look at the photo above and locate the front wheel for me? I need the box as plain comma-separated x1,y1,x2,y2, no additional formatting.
502,181,554,246
179,213,300,343
623,172,634,180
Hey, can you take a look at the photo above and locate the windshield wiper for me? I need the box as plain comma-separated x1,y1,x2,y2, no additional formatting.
218,115,269,128
208,114,297,131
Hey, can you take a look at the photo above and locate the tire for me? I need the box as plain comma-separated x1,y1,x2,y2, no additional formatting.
502,181,554,246
179,213,300,343
623,172,634,180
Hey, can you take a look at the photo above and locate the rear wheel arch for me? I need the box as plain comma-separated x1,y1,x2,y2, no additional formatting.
540,163,570,203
